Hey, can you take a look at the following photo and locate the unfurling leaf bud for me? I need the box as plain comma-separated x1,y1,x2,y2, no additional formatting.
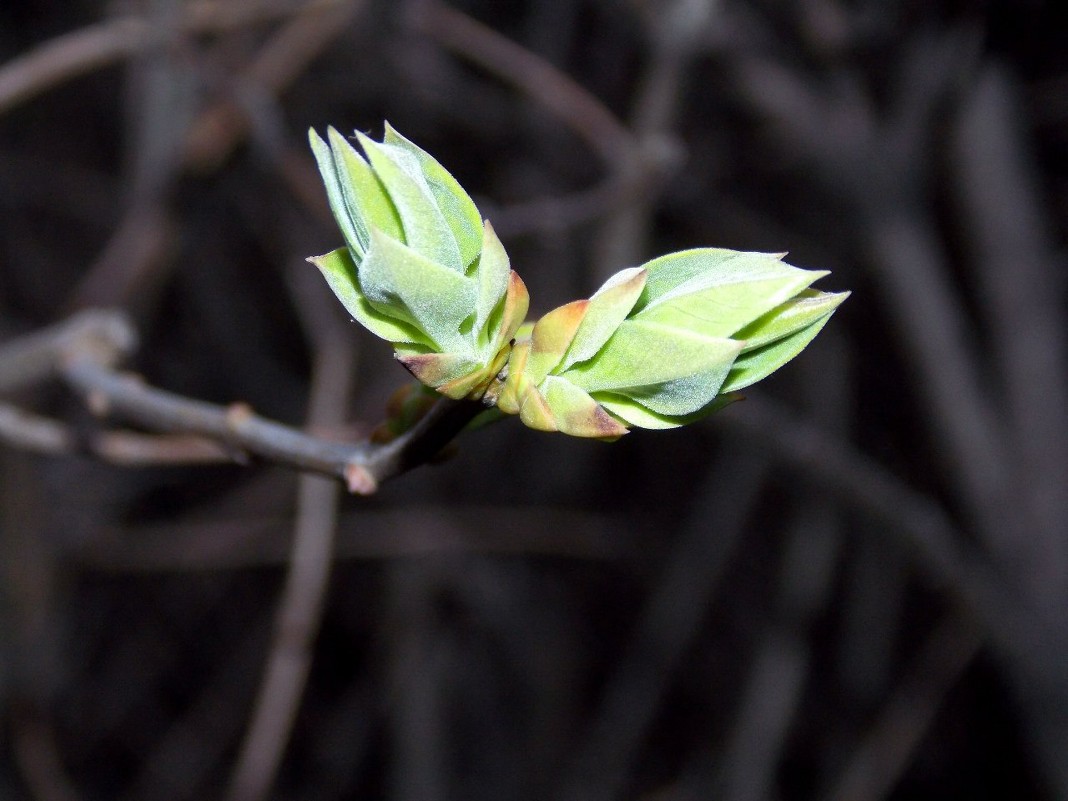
497,250,848,438
307,124,528,400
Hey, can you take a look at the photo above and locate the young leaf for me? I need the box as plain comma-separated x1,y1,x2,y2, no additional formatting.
734,289,849,351
325,128,403,252
308,248,431,346
359,230,476,353
557,267,647,373
309,130,364,257
354,132,464,272
473,221,511,346
722,305,840,392
384,123,484,269
566,319,742,395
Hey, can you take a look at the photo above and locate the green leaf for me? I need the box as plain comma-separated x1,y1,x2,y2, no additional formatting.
517,378,557,432
640,250,820,301
632,249,763,309
396,349,485,394
593,393,683,429
359,230,476,353
310,125,848,430
473,221,511,347
384,123,484,270
618,368,736,416
326,128,403,254
557,267,646,373
539,376,629,438
566,318,741,393
309,130,363,258
525,300,590,385
634,250,825,337
594,391,739,429
734,289,849,351
722,311,837,392
307,249,431,346
486,269,530,354
635,274,823,338
495,338,530,416
354,131,463,272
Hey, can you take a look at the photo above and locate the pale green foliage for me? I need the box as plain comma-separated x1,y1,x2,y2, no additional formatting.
309,124,848,438
498,251,847,437
308,125,528,399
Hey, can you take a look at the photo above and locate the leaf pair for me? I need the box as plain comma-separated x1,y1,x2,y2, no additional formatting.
309,124,848,438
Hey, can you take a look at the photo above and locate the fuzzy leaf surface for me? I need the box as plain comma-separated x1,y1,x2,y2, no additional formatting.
326,128,403,253
558,267,647,373
384,123,483,269
359,230,475,353
722,311,837,392
309,130,363,257
354,132,463,271
567,319,742,393
734,289,849,351
474,222,511,346
308,248,431,346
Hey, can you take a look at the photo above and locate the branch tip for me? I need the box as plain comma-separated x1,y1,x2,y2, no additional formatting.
344,462,378,495
225,402,255,426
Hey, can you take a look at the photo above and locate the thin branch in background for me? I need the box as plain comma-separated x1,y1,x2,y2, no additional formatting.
1,447,82,801
408,2,640,168
950,64,1068,609
64,23,186,313
87,431,231,465
119,625,270,801
822,615,983,801
183,0,360,171
0,17,158,116
837,527,908,707
731,391,1068,799
486,174,645,239
713,333,850,801
0,0,351,116
707,630,810,801
557,446,770,801
0,309,487,493
65,0,361,312
593,0,716,274
61,356,373,488
0,309,136,394
0,403,76,455
716,394,1068,707
225,263,355,801
10,712,82,801
62,0,196,313
730,50,1015,558
0,402,229,464
1,0,359,317
64,202,175,312
408,1,689,282
864,214,1017,562
720,47,1068,791
76,506,629,573
383,561,448,801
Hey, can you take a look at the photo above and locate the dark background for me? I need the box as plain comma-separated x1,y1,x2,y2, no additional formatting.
2,1,1067,799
